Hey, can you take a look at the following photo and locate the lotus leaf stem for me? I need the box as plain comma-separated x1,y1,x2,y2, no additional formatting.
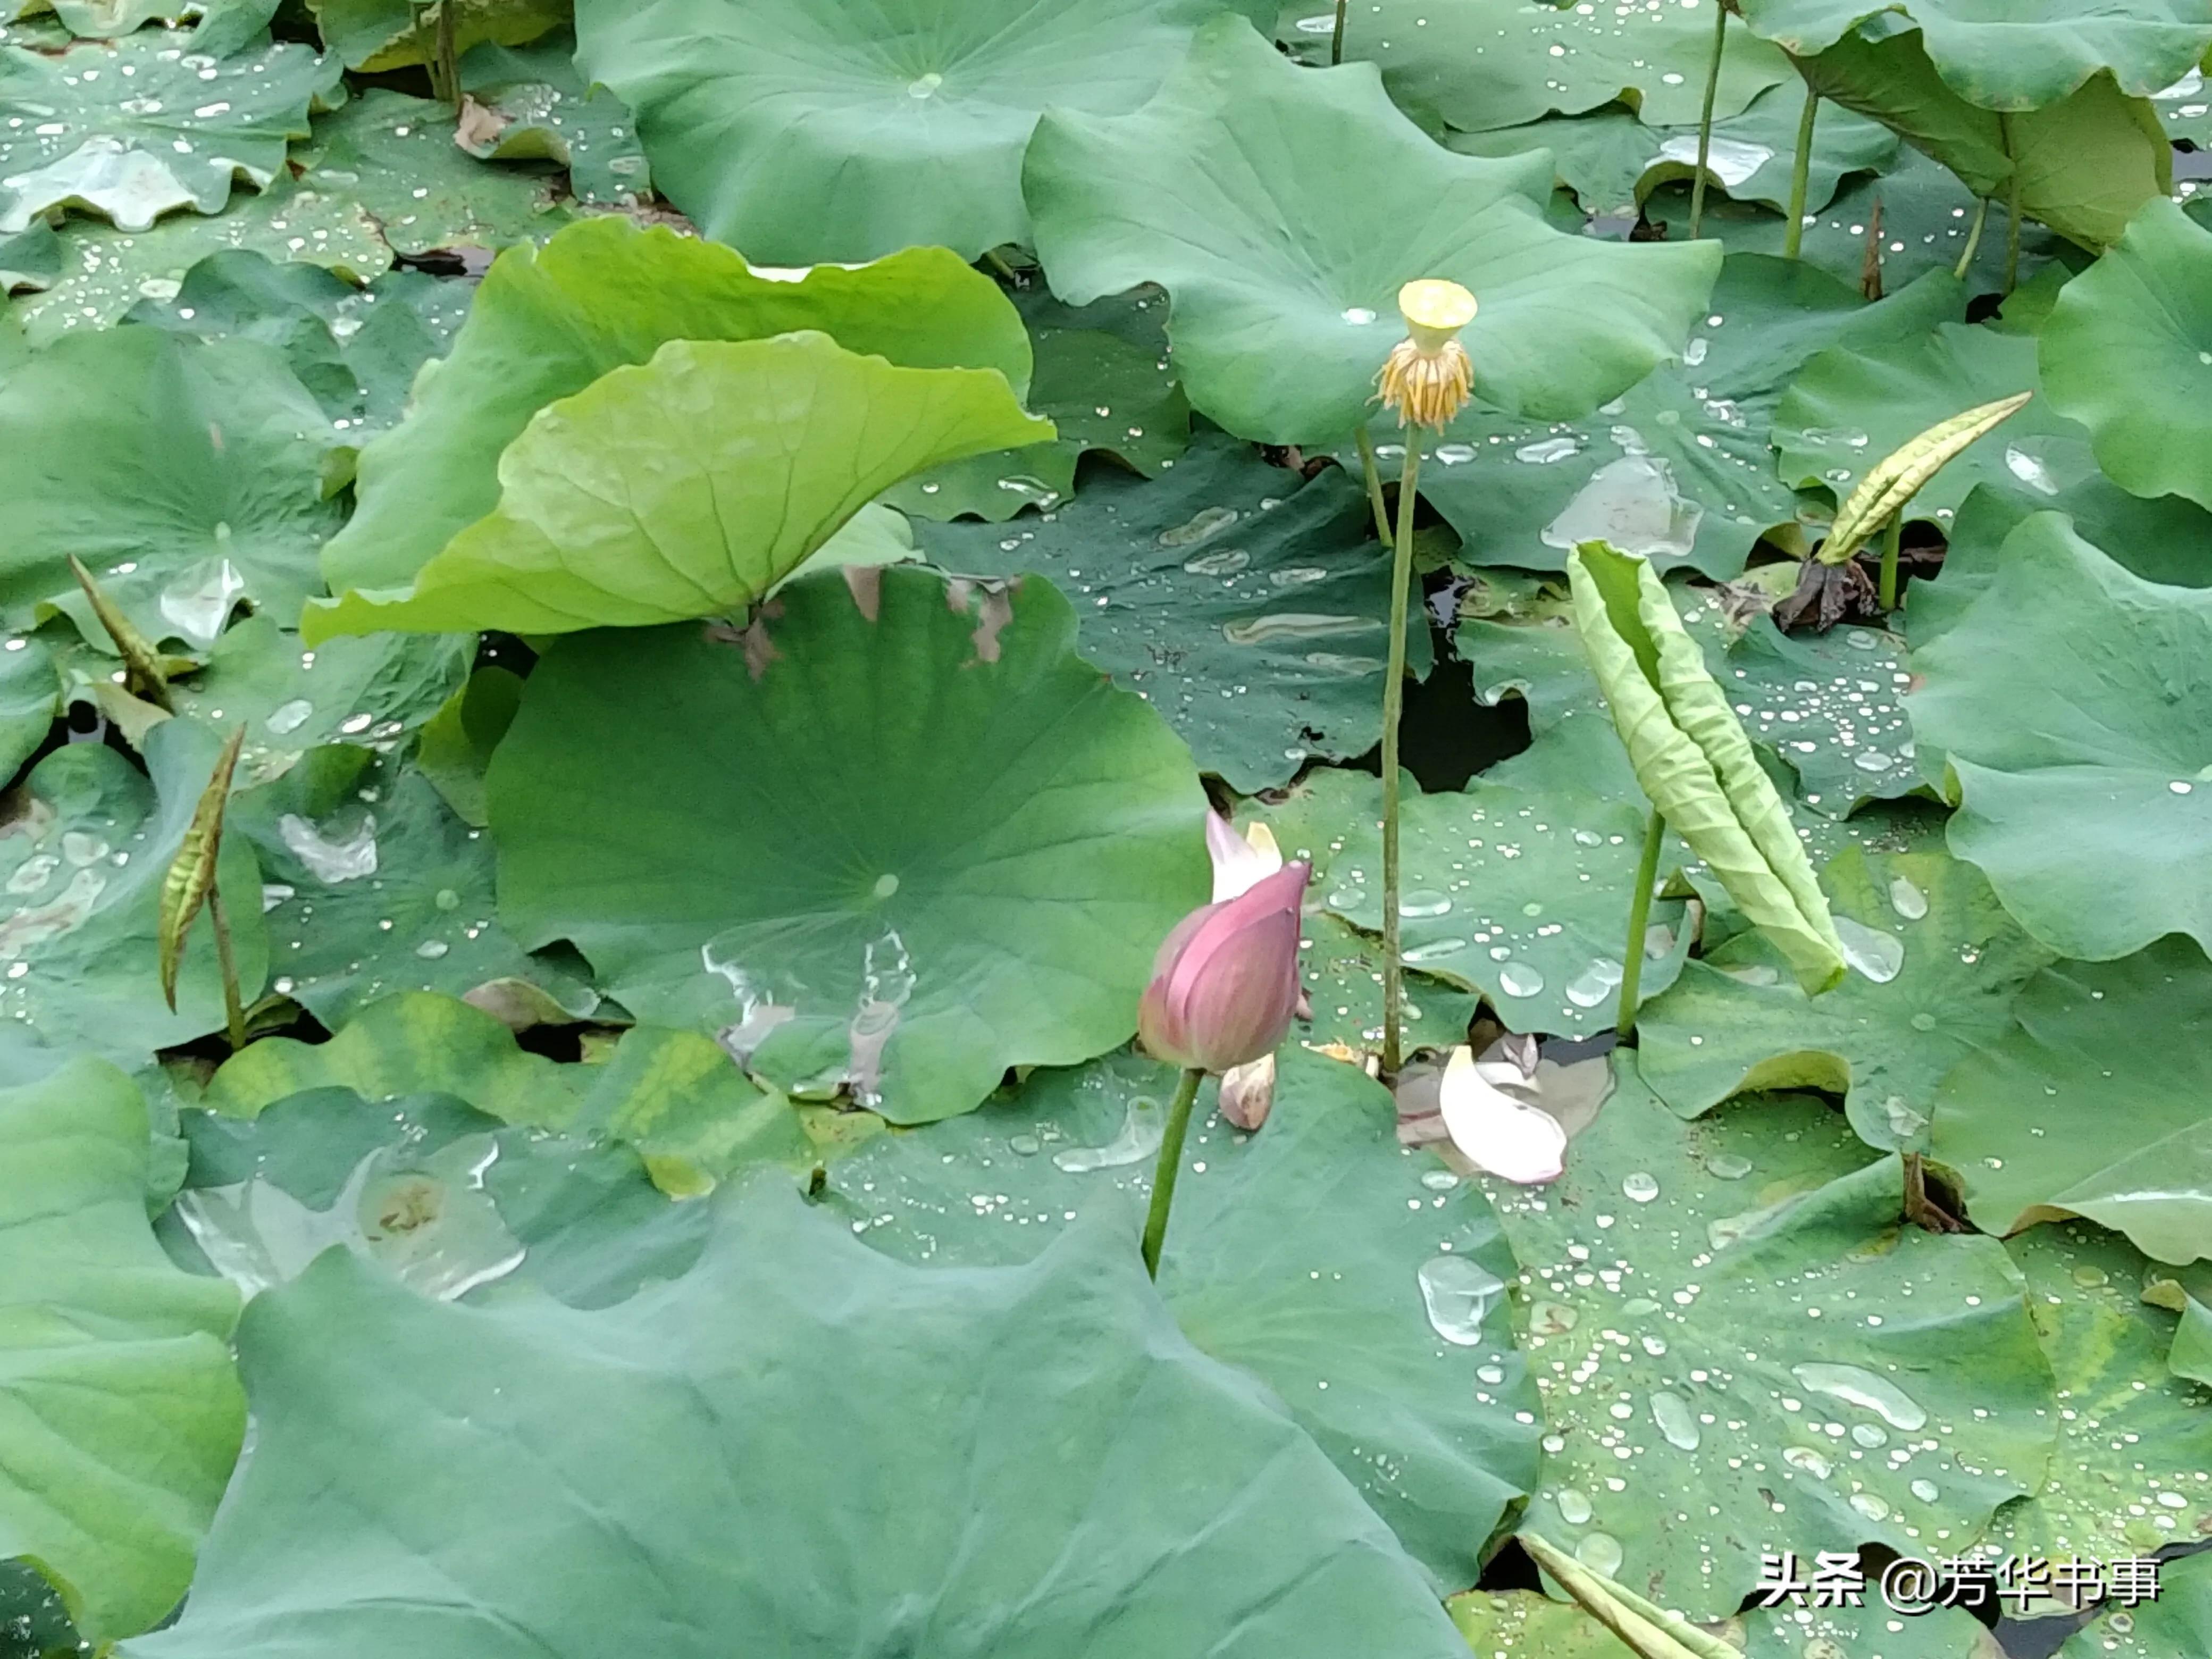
1687,0,1728,239
1782,88,1819,260
1331,0,1348,64
1355,427,1392,542
1614,808,1666,1041
1953,197,1990,282
1140,1066,1208,1277
1878,513,1903,611
207,889,247,1053
1999,114,2023,294
1379,442,1423,1078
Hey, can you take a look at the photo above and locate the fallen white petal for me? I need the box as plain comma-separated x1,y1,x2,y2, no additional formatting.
1439,1046,1567,1184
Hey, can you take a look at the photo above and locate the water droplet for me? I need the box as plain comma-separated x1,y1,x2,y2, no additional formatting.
1158,505,1239,548
1515,435,1582,465
1008,1133,1041,1155
1220,613,1373,646
1403,937,1469,964
1909,1478,1939,1503
872,872,900,899
1621,1171,1659,1203
1651,1390,1700,1450
433,888,460,912
1784,1446,1833,1479
1417,1254,1506,1345
1293,11,1337,31
1851,1423,1888,1448
1542,455,1704,560
1849,1491,1892,1522
1791,1362,1927,1430
1434,443,1477,465
1528,1300,1578,1336
1420,1169,1461,1192
2004,445,2059,496
907,71,943,98
1574,1532,1624,1577
1556,1487,1594,1525
1497,961,1545,998
1052,1096,1164,1172
1340,306,1378,325
265,697,313,736
1836,917,1904,984
1183,546,1249,575
1476,1361,1506,1384
414,939,449,959
1565,957,1624,1008
1704,1152,1753,1179
1398,890,1452,918
1909,1011,1937,1032
277,810,378,883
158,556,247,646
1887,876,1928,920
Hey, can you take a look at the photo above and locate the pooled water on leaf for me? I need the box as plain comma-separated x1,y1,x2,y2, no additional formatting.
1573,1532,1623,1576
158,555,246,646
1887,876,1928,919
1655,133,1772,187
1649,1389,1699,1450
277,809,378,883
1052,1094,1165,1172
265,697,313,736
1496,961,1545,998
1541,454,1704,560
1564,957,1623,1009
1417,1254,1505,1345
1555,1487,1593,1524
1835,916,1904,983
1790,1361,1926,1431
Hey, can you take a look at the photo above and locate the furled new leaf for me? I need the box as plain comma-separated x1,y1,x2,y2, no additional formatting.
1819,392,2032,563
1568,543,1846,993
306,334,1050,639
156,724,243,1010
66,555,172,711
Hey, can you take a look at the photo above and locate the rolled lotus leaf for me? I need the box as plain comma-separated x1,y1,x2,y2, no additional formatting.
1819,391,2032,564
1568,541,1846,994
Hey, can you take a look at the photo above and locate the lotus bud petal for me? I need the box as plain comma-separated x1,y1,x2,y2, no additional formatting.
1438,1045,1566,1185
1205,809,1284,902
1138,861,1311,1074
1218,1052,1277,1131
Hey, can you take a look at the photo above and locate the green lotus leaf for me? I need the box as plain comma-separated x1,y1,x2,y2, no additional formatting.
231,749,595,1032
2172,1288,2212,1386
0,219,57,291
1568,542,1846,994
1382,255,1961,584
322,216,1032,597
1736,0,2212,110
0,28,339,236
886,303,1190,523
0,326,340,634
293,88,571,258
307,0,564,71
1638,845,2056,1151
414,664,522,828
3,169,391,345
1791,21,2172,251
2059,1549,2212,1659
1342,0,1792,132
1447,1586,2003,1658
573,0,1269,265
912,433,1425,793
167,1083,722,1308
819,1042,1541,1587
1931,937,2212,1263
2041,197,2212,510
1982,1222,2212,1569
0,719,266,1067
308,333,1049,640
1321,777,1691,1034
456,31,651,204
1776,321,2094,535
124,250,468,443
1489,1063,2054,1621
1451,82,1898,220
1,1058,244,1646
0,635,57,783
120,1177,1473,1659
1024,15,1721,447
487,566,1210,1124
1908,514,2212,961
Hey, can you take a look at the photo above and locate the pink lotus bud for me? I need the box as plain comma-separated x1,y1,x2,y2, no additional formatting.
1138,861,1311,1074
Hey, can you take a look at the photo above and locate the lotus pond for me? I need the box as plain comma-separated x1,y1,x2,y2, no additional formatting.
6,1,2212,1656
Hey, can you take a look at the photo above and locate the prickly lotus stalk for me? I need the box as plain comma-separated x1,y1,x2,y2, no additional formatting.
1376,279,1478,430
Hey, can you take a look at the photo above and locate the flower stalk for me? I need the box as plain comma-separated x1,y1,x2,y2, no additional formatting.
1782,88,1819,260
1373,279,1477,1077
1141,1066,1208,1277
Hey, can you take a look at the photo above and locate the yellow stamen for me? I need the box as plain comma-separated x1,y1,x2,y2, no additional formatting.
1375,278,1477,429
